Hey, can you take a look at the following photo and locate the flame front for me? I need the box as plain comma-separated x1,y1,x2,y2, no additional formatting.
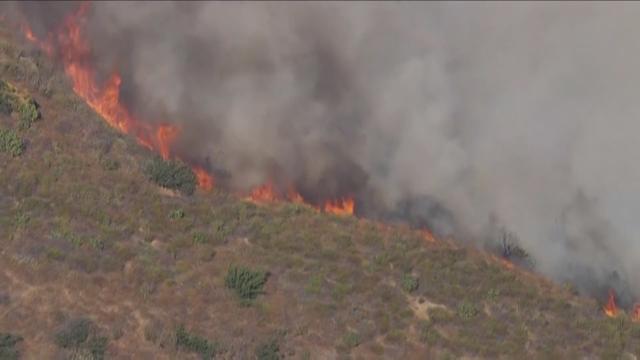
324,197,355,216
287,187,305,204
247,183,278,203
21,3,215,191
603,289,619,317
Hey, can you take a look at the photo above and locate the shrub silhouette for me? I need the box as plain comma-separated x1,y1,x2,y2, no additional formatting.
54,318,91,348
225,265,267,301
0,128,24,157
144,157,196,195
175,325,219,360
0,333,23,360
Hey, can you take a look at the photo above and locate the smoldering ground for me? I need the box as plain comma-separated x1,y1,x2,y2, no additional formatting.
6,1,640,304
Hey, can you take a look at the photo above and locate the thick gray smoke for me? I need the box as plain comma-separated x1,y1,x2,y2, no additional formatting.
7,2,640,303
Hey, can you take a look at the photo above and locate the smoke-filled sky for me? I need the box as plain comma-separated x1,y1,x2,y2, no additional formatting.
7,1,640,301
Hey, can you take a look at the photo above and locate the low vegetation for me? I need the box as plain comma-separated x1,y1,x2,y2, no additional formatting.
144,156,197,195
0,79,40,129
255,339,280,360
225,265,268,302
53,318,108,359
0,128,24,156
0,333,23,360
175,325,220,360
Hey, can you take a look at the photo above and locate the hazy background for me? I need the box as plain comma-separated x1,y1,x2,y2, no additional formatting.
7,1,640,303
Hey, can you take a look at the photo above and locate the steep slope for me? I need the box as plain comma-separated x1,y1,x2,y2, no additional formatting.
0,25,639,360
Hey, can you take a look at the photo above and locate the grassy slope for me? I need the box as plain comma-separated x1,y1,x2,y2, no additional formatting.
0,27,639,360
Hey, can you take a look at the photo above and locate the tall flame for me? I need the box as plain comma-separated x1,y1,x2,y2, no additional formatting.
323,197,355,216
21,3,215,192
603,289,619,317
193,166,214,191
287,187,305,204
247,183,278,203
631,303,640,322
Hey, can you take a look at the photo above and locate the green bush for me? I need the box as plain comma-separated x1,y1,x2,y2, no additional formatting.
342,331,360,348
0,128,24,157
87,336,108,360
0,92,11,115
457,301,478,320
192,232,208,245
175,325,219,360
169,209,185,220
401,274,419,293
225,265,268,301
53,318,108,358
18,99,40,130
55,318,91,348
255,339,280,360
0,80,40,129
144,157,196,195
0,333,23,360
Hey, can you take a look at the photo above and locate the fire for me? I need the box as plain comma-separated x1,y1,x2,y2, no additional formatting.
21,2,216,192
630,303,640,322
193,166,214,192
420,229,436,243
324,197,355,216
156,125,179,160
603,289,619,317
488,254,516,270
247,183,278,203
287,187,305,204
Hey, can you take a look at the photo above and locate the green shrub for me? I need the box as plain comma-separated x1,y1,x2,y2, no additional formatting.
0,92,11,115
0,128,24,157
457,301,478,320
401,274,419,293
54,318,92,348
18,99,40,130
169,208,185,220
0,80,40,129
0,333,23,360
144,157,196,195
87,336,108,360
225,265,268,301
255,339,280,360
192,232,208,245
342,331,360,348
101,158,120,171
175,325,219,360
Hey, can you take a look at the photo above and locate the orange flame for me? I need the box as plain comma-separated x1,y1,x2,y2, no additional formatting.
247,183,278,203
286,187,304,204
631,303,640,322
324,197,355,216
420,229,437,243
603,289,619,317
193,166,214,192
21,3,216,191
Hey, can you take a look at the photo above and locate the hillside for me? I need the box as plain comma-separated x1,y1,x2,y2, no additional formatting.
0,24,639,360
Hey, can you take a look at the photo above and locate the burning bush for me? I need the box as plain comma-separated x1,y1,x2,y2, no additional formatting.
0,128,25,157
144,156,197,195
